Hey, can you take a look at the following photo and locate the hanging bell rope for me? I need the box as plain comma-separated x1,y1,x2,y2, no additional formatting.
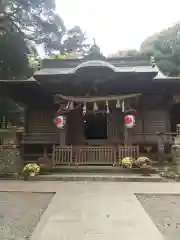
82,102,86,115
93,102,98,112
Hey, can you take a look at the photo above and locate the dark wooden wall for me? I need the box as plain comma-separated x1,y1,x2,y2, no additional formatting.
22,94,172,146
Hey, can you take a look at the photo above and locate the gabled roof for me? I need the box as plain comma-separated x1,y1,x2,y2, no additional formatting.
33,56,180,82
34,57,158,77
34,65,158,76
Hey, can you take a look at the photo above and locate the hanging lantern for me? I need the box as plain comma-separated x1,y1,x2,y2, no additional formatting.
56,115,66,129
124,114,135,128
116,100,121,108
82,102,86,115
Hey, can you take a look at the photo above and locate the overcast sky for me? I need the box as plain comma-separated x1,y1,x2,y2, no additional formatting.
56,0,180,55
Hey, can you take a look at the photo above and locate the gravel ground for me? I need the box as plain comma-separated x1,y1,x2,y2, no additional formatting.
136,194,180,240
0,192,54,240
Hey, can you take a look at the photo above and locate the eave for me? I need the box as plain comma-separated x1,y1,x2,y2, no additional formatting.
153,65,180,82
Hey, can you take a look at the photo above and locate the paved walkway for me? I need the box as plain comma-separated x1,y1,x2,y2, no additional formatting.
1,181,180,240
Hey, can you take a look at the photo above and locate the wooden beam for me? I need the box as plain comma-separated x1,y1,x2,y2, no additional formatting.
54,94,141,104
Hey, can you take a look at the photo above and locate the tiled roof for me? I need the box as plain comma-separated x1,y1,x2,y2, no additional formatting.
34,59,180,81
34,62,157,76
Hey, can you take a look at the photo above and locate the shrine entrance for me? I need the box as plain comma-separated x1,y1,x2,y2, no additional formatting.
84,113,107,140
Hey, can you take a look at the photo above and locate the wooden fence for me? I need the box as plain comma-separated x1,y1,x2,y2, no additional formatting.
52,145,139,166
52,145,72,165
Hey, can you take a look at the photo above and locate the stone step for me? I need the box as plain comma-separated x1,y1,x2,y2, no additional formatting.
32,173,163,182
42,166,158,175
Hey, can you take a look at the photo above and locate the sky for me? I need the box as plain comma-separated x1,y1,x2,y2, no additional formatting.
56,0,180,56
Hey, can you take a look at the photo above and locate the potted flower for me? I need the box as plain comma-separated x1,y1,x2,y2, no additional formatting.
23,163,40,179
136,157,152,175
37,157,52,172
121,157,133,168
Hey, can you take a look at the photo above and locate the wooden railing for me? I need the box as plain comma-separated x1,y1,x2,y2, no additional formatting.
73,146,116,165
52,145,72,166
132,132,176,144
22,133,60,143
118,145,139,161
52,145,139,166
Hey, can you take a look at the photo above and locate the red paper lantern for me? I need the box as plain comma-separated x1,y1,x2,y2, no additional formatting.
56,116,66,129
124,114,135,128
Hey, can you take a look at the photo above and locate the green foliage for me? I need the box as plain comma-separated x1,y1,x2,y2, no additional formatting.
28,54,41,70
6,0,66,55
50,54,69,59
62,25,90,55
111,22,180,76
0,96,25,126
0,30,30,79
140,22,180,76
0,0,88,79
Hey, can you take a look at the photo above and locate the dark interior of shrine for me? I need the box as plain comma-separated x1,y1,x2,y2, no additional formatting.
84,113,107,139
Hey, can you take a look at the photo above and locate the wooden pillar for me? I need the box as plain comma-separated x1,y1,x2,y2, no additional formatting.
124,126,128,145
59,129,66,146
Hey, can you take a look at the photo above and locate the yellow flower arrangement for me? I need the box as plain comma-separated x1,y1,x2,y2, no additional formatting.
23,163,40,174
136,157,152,167
121,157,133,168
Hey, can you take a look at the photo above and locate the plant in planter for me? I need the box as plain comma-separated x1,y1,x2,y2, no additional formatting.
136,157,153,175
22,163,40,179
37,157,52,171
121,157,133,168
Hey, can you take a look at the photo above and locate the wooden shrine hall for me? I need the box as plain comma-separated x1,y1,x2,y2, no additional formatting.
2,53,180,166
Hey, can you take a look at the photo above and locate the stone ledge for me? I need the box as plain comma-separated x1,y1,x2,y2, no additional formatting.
32,173,163,182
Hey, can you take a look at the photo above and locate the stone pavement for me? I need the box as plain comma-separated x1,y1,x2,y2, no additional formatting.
1,182,180,240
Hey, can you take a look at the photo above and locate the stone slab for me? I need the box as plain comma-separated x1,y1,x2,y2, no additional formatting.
1,181,180,240
35,173,163,182
29,182,164,240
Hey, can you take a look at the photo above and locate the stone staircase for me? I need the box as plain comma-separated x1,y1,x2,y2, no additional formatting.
35,165,163,182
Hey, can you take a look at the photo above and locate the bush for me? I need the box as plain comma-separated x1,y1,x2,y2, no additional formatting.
37,157,52,170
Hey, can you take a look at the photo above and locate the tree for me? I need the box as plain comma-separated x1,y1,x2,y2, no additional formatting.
0,30,30,79
62,25,89,55
0,0,65,79
110,22,180,76
0,0,66,79
0,0,88,79
1,0,66,55
140,22,180,76
109,49,141,58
